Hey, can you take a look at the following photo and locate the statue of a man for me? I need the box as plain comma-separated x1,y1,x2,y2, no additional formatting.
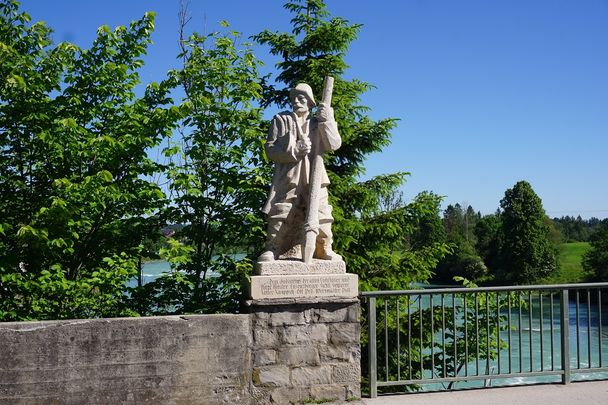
258,83,342,263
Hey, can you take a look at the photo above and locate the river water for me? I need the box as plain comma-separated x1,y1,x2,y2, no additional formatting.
128,256,245,287
427,294,608,390
489,295,608,387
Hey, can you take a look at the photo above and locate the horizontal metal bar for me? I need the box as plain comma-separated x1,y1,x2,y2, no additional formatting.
376,370,565,387
570,367,608,374
360,282,608,297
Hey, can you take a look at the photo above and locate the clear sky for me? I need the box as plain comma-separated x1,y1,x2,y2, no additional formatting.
20,0,608,219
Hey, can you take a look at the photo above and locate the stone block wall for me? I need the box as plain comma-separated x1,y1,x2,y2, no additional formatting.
248,298,361,404
0,315,252,404
0,299,361,405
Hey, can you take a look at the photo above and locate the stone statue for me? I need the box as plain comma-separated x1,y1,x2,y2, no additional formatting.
258,79,342,264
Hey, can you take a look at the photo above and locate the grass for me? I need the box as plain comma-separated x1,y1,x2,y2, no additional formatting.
541,242,592,284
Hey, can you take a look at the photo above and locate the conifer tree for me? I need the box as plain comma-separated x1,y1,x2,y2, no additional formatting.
254,0,448,289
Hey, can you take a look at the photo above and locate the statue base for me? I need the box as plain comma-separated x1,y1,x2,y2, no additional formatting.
255,258,346,275
249,273,358,300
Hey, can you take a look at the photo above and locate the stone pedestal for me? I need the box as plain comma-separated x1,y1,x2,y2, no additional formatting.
251,259,358,300
248,258,360,403
246,298,361,404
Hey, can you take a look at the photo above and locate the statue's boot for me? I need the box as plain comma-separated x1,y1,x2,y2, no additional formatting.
314,247,342,261
257,219,283,262
257,250,275,262
314,222,342,261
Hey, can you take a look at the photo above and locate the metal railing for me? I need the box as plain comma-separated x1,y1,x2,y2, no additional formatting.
361,282,608,397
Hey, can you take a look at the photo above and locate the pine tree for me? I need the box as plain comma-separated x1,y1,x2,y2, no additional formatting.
254,0,448,289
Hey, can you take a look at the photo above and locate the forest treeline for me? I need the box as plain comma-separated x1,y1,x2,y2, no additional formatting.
1,0,606,321
551,216,604,243
428,190,607,285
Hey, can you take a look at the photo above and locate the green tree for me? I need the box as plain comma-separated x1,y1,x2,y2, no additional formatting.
497,181,558,284
0,1,176,320
543,215,564,246
435,243,488,283
442,203,479,245
552,215,594,242
361,191,451,291
254,0,449,289
443,204,465,242
410,192,446,250
474,213,501,275
582,220,608,281
136,22,268,315
434,204,487,283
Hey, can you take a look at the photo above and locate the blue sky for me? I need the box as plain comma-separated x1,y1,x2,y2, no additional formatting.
21,0,608,218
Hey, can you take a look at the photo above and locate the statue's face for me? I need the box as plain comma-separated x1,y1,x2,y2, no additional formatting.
292,94,310,114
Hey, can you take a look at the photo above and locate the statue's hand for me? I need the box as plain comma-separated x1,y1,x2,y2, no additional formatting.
296,138,311,157
316,103,333,122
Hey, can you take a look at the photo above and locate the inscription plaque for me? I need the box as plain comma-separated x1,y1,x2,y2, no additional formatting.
250,273,358,300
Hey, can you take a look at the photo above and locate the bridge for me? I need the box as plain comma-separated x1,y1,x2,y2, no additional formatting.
1,281,606,404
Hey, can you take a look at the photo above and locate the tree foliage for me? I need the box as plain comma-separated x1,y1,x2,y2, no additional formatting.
433,204,488,283
582,220,608,281
0,1,177,320
497,181,558,283
474,213,502,274
254,0,449,289
443,204,479,245
552,215,602,243
134,22,269,315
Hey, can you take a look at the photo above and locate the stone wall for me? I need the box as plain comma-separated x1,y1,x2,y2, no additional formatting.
248,298,360,404
0,300,360,405
0,315,252,404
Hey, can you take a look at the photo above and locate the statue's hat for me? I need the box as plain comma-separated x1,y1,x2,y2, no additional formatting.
289,83,316,106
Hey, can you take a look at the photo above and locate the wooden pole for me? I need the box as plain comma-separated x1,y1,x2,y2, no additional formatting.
303,76,334,264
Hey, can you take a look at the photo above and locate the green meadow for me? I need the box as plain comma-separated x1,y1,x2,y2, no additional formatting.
542,242,592,284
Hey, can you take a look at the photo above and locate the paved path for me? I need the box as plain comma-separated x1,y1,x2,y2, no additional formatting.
360,381,608,405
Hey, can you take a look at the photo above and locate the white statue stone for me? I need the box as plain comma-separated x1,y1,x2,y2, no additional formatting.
258,79,343,265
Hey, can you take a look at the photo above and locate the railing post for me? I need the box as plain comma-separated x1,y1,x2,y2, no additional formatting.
560,289,570,384
368,297,378,398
